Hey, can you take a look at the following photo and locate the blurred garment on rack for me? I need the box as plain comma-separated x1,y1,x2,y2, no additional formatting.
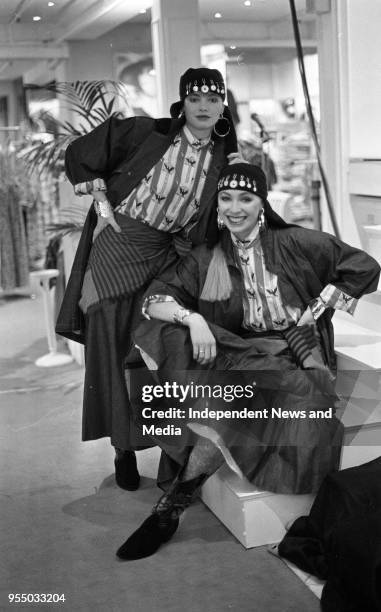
0,184,29,290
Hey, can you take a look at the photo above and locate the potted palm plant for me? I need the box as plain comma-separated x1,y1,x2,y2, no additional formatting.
20,79,131,235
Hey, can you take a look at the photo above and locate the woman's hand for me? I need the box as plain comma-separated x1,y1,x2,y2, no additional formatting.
186,313,217,365
92,213,121,242
297,306,315,327
227,152,249,165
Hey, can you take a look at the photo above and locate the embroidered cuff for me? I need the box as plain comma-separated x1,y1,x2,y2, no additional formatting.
309,296,326,321
320,284,358,315
74,178,107,196
142,295,175,319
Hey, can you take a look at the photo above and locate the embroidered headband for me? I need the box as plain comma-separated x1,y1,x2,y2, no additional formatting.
179,67,226,101
217,163,268,200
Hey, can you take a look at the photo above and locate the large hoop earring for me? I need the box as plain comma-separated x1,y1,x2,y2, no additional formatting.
258,208,266,231
213,114,231,137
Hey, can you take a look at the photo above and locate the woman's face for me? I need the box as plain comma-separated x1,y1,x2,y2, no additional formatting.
183,92,224,138
218,189,263,240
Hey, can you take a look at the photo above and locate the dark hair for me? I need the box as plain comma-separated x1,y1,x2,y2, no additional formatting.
226,89,240,126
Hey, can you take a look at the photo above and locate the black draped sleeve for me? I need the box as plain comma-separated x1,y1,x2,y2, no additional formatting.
64,116,138,194
142,251,202,313
291,227,380,299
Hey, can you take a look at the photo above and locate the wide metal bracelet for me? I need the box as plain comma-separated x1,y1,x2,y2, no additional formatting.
142,295,175,319
94,200,113,218
173,308,194,325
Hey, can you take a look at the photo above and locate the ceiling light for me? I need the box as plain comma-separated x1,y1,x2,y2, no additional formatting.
244,0,252,6
214,12,222,18
48,2,55,6
33,15,42,21
230,45,237,49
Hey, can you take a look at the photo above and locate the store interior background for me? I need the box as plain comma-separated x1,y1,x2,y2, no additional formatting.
1,0,380,297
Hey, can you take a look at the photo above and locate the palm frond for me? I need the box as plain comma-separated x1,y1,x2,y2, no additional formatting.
45,221,85,238
19,134,74,177
20,79,131,179
91,107,118,124
58,206,88,223
46,205,87,238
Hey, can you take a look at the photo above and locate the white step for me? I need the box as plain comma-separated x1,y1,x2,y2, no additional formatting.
202,428,381,548
201,466,314,548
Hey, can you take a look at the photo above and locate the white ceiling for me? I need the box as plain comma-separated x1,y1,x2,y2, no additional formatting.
0,0,313,80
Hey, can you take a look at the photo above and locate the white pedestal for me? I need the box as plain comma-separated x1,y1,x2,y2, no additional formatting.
29,269,74,368
35,352,73,367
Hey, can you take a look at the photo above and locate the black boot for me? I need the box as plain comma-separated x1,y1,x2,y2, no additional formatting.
116,473,207,560
114,450,140,491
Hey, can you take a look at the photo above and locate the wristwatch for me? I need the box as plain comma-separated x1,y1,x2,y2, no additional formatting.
173,308,194,325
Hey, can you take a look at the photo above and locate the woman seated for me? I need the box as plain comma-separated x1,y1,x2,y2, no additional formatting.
116,163,380,561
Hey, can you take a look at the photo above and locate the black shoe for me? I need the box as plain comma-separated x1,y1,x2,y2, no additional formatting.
116,513,179,560
114,451,140,491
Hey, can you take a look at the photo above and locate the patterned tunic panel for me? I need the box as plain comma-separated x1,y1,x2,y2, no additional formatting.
232,229,300,331
115,125,213,233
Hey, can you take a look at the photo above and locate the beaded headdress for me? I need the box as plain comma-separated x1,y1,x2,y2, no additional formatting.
217,163,268,200
179,67,226,101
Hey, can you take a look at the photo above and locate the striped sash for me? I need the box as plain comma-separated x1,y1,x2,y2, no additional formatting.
79,214,173,313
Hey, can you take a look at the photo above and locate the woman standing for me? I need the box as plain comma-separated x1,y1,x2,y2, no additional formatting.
56,68,239,490
116,162,380,559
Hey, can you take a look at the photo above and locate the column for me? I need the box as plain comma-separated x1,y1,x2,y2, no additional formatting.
151,0,201,116
315,0,349,237
316,0,381,246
